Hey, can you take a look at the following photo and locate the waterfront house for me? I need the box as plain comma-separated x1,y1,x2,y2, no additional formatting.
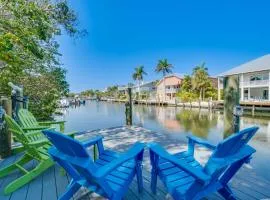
117,85,128,96
132,80,157,100
218,54,270,102
156,74,183,101
209,77,218,89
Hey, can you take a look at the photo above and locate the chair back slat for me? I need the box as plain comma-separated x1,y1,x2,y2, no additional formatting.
18,109,39,128
4,114,42,158
42,130,112,196
204,126,259,178
5,114,30,144
43,130,89,158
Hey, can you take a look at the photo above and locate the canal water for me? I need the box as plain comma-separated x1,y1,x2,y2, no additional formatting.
58,100,270,181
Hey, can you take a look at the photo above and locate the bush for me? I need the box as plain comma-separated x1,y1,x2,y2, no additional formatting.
177,90,198,103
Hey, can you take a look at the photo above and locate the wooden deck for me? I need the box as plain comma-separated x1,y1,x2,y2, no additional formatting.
1,126,270,200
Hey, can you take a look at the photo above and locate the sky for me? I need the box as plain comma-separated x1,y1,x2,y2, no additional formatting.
57,0,270,92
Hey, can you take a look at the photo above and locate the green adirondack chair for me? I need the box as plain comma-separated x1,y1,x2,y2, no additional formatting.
0,114,54,194
18,108,66,132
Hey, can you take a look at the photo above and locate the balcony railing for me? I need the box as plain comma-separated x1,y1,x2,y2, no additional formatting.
240,80,269,87
165,88,179,93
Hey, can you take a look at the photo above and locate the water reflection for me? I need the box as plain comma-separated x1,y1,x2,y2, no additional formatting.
134,106,220,139
133,105,270,143
176,109,217,138
58,101,270,180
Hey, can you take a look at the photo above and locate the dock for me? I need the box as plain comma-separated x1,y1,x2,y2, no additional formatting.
100,98,270,116
1,126,269,200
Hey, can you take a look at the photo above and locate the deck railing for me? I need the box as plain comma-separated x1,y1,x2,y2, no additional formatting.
240,80,269,87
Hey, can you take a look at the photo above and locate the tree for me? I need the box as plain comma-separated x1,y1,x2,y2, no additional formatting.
0,0,83,119
155,59,173,101
192,62,210,101
177,90,197,103
80,89,95,97
180,75,192,92
176,75,197,103
106,85,118,98
132,65,147,99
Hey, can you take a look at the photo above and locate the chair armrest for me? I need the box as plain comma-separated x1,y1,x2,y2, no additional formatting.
23,126,54,131
48,147,91,167
187,135,216,150
39,120,66,125
148,143,210,184
82,136,103,147
94,142,145,178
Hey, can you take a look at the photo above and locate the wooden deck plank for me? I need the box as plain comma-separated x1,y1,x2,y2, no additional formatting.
25,161,43,200
235,174,270,197
0,154,22,200
54,165,69,199
231,177,269,199
9,160,36,200
124,189,140,200
0,154,20,188
42,166,57,200
0,154,16,168
129,179,158,200
0,156,270,200
231,188,256,200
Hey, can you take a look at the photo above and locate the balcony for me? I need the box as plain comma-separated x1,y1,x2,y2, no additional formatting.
240,80,269,88
165,87,179,93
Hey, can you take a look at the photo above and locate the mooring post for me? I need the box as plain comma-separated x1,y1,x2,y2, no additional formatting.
252,105,255,117
125,87,132,126
0,97,12,158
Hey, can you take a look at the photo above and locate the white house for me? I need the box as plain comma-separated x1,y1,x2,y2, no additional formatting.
218,54,270,102
132,81,157,100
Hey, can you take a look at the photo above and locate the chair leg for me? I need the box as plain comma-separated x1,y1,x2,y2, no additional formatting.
0,154,31,178
151,169,157,194
136,163,143,193
4,158,54,194
58,180,81,200
218,185,236,200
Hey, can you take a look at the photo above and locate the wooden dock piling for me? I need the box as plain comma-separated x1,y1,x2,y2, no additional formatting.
0,97,12,158
125,88,132,126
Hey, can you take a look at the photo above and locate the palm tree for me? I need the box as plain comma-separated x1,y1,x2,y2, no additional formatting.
132,65,147,99
192,62,210,100
155,59,173,101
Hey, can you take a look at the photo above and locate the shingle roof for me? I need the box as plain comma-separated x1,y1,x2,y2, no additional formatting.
218,54,270,77
156,73,184,86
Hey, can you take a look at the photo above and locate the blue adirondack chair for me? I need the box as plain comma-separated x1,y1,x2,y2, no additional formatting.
42,130,145,200
149,126,259,200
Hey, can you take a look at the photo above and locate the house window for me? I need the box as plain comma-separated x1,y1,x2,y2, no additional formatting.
244,89,248,100
250,75,261,81
249,73,268,81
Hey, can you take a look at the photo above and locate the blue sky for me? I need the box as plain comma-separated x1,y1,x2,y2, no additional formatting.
57,0,270,92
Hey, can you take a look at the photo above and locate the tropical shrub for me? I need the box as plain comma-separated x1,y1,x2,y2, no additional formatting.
0,0,82,119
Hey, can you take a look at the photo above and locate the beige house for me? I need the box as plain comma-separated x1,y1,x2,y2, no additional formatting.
156,74,183,101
